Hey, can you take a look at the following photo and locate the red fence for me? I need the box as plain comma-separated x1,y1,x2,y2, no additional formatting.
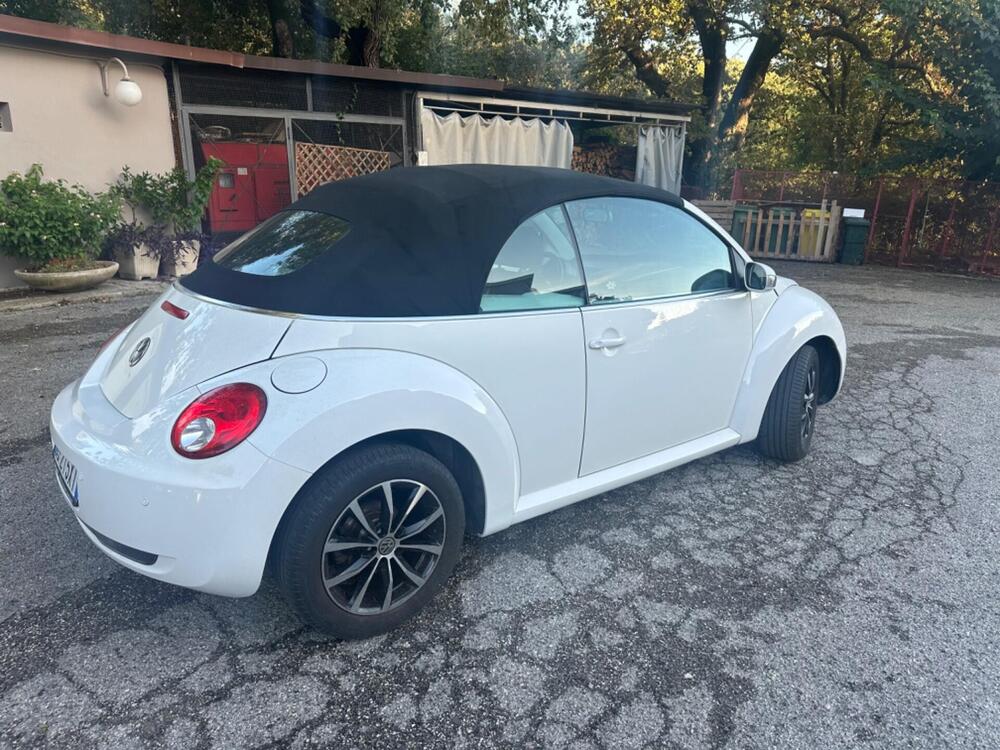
731,170,1000,275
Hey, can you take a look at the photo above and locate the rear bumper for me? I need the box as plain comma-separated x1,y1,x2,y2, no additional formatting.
49,376,310,597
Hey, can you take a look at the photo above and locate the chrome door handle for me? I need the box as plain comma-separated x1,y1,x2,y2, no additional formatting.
589,335,626,350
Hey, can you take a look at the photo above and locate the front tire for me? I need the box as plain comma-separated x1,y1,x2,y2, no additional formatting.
757,344,821,462
274,443,465,639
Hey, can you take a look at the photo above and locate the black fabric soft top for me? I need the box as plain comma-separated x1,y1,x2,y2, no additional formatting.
181,164,683,318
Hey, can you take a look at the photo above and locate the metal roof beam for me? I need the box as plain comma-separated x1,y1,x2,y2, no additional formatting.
418,91,691,124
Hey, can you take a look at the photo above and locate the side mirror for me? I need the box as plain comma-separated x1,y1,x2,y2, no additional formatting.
745,261,777,291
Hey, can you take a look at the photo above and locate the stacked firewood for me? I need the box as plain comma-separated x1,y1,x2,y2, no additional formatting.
572,145,637,181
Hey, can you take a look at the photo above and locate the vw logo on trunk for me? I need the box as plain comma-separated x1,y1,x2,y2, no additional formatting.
129,337,151,367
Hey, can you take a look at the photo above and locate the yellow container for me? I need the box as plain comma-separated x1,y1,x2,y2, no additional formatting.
799,208,829,257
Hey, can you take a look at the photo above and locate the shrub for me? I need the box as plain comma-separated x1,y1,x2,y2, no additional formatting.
116,158,222,236
0,165,121,270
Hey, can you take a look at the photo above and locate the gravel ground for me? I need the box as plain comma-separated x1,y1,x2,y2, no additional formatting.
1,262,999,749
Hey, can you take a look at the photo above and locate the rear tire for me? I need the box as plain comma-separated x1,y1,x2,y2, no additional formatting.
757,344,821,462
274,443,465,639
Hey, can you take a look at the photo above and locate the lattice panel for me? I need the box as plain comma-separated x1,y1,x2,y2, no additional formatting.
294,142,392,197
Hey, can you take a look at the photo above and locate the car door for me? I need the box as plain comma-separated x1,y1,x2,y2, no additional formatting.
566,197,753,475
474,205,590,497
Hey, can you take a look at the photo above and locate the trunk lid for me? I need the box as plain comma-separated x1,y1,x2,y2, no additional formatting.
100,287,291,419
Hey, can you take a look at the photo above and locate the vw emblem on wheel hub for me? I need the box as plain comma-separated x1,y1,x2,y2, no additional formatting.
377,537,396,556
128,337,151,367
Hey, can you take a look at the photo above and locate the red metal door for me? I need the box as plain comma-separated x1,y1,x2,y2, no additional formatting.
253,145,292,222
201,142,291,235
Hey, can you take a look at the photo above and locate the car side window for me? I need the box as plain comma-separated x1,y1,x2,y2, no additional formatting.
480,206,587,313
565,197,735,305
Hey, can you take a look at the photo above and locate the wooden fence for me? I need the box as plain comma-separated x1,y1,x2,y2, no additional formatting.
730,169,1000,275
691,199,736,232
735,201,842,262
692,198,842,262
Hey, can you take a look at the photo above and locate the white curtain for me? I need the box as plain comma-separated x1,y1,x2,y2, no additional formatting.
635,125,685,193
420,109,574,169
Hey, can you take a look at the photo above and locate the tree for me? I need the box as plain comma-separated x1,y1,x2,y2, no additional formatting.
581,0,967,189
875,0,1000,180
266,0,298,57
435,0,583,88
0,0,99,28
262,0,452,69
297,0,397,66
5,0,994,184
769,0,998,180
584,0,806,191
739,1,932,176
79,0,276,55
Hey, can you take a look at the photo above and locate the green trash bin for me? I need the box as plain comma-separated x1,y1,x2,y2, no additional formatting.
730,204,757,247
839,216,870,265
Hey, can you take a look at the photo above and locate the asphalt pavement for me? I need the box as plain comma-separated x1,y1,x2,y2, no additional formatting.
1,262,999,749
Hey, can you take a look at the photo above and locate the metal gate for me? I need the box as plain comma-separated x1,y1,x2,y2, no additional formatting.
173,62,408,239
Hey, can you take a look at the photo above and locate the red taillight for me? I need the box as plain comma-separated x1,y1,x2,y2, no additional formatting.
170,383,267,459
161,300,190,320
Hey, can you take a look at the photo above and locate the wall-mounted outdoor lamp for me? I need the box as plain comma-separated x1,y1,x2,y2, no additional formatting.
98,57,143,106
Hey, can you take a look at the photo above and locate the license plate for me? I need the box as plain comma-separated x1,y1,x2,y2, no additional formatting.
52,444,80,507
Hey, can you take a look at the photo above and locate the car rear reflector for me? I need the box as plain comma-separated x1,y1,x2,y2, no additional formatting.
161,300,190,320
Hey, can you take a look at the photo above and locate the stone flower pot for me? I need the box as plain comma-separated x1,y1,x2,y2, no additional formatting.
160,239,200,277
115,242,160,281
14,260,119,293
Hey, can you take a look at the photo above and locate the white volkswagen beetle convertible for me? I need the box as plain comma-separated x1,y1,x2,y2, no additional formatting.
50,165,845,638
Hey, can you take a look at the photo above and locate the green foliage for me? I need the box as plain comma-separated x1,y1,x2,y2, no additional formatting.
876,0,1000,180
389,0,449,71
435,17,584,88
396,0,583,88
116,158,222,235
739,52,933,177
0,165,121,268
0,0,99,28
6,0,1000,185
737,2,937,177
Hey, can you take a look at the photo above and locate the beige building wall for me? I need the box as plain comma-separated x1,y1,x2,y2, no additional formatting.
0,44,176,287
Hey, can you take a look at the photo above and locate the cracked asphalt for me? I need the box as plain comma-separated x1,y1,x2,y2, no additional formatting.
2,262,999,749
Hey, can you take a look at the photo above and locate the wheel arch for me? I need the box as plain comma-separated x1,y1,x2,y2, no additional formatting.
731,286,846,442
806,334,842,404
222,348,522,576
267,428,489,573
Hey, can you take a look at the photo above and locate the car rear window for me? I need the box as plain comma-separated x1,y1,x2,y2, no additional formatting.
212,210,351,277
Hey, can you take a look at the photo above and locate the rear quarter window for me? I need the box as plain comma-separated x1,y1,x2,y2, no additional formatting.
212,210,351,277
479,206,586,313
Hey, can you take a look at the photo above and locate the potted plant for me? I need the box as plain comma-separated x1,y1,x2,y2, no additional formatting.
0,165,121,292
114,159,220,279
